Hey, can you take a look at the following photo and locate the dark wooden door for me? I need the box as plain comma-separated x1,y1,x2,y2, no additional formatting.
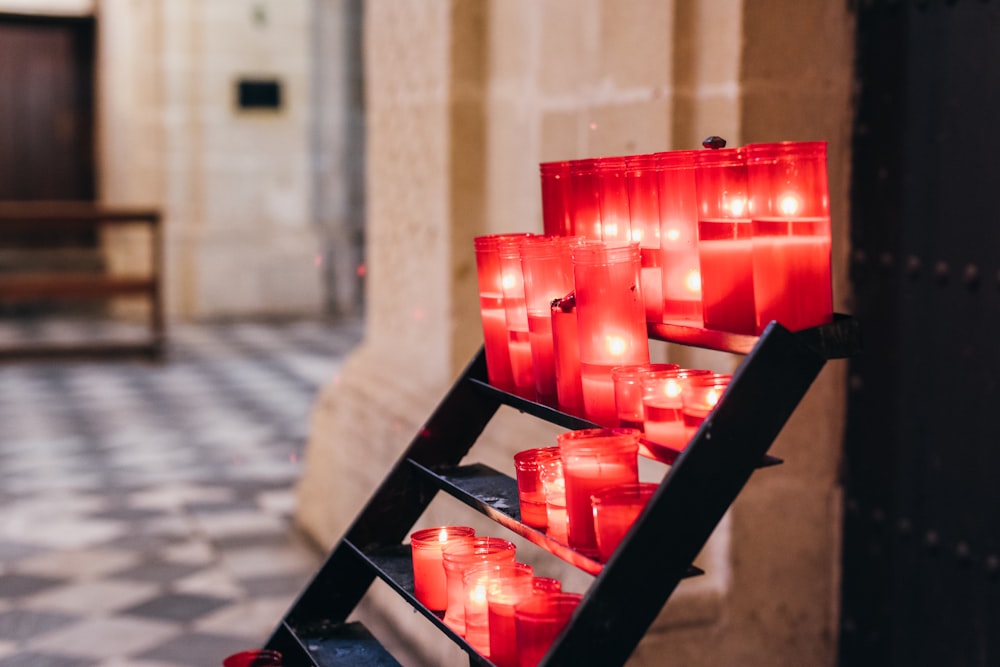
841,1,1000,665
0,14,95,202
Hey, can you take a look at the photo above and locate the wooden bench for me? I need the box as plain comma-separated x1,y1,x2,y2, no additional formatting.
0,201,164,359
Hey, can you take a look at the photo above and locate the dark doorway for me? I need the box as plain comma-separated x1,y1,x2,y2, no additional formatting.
0,13,95,202
841,1,1000,665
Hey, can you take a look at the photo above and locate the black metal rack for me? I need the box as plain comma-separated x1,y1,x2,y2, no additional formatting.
264,315,860,666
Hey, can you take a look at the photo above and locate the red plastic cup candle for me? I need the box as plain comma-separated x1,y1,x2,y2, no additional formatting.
513,447,560,529
498,237,537,401
475,233,535,393
639,368,713,453
572,241,650,426
568,158,603,240
539,161,572,236
695,147,756,334
591,482,658,562
442,537,517,635
681,373,733,439
520,236,582,407
457,561,534,666
557,428,640,556
410,526,476,611
222,650,283,667
657,149,703,324
514,592,583,667
538,454,568,543
745,141,833,333
596,156,631,246
611,363,680,430
550,293,585,417
625,153,664,322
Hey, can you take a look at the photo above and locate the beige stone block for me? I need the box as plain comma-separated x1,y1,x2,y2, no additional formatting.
537,0,595,96
585,99,671,157
540,109,583,161
598,0,672,89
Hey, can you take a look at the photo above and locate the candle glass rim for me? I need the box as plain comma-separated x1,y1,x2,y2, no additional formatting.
590,481,659,507
610,363,680,382
557,427,641,455
514,591,584,619
410,526,476,545
442,536,517,563
514,446,561,470
744,140,828,162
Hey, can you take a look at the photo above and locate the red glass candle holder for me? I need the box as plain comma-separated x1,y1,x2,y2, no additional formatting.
550,292,585,417
745,141,833,333
520,236,582,407
442,537,517,635
410,526,476,612
532,576,562,594
538,454,568,543
514,592,583,667
572,241,650,426
568,158,603,240
497,238,537,401
556,428,640,556
610,363,680,430
591,482,658,563
681,373,733,439
657,149,703,324
539,161,572,236
695,147,756,334
222,650,283,667
597,156,631,246
474,233,535,393
639,368,713,454
513,446,560,529
625,153,664,322
464,562,534,659
458,562,535,667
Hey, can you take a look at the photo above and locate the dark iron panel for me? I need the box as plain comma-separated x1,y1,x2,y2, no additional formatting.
843,1,1000,665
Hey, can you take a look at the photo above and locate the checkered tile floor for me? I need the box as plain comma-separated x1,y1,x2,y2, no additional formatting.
0,317,363,666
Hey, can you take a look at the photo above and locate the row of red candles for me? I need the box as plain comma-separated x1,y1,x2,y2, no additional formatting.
475,141,834,423
539,139,833,334
409,526,579,667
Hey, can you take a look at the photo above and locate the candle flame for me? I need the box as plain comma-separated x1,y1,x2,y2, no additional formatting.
470,583,488,607
603,222,619,238
727,197,746,217
630,227,644,243
664,228,680,242
706,388,722,408
501,272,517,290
779,194,801,216
605,335,627,357
685,269,701,294
666,378,682,398
437,528,449,543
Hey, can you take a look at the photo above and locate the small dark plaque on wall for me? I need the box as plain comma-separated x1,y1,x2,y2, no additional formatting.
237,78,282,110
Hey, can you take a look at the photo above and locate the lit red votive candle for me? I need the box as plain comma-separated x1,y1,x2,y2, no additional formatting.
639,367,713,454
681,373,733,438
442,537,517,636
557,428,640,557
410,526,476,612
610,363,680,430
462,561,535,667
514,592,583,667
591,482,658,563
514,446,561,529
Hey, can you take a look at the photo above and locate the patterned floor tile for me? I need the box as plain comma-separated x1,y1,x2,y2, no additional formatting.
132,632,251,666
27,617,180,660
120,592,233,624
0,609,80,641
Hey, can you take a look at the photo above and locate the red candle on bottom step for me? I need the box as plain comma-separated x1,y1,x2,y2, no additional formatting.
480,563,536,667
442,537,517,636
514,592,583,667
410,526,476,611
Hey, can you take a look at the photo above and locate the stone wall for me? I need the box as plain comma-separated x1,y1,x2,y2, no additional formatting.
296,1,855,665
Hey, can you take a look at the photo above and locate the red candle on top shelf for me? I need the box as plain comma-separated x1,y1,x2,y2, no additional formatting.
597,156,632,247
474,233,535,393
539,160,572,237
410,526,476,612
520,236,582,408
572,241,650,427
625,153,665,322
695,146,756,334
681,373,732,438
657,149,704,324
557,428,640,557
498,237,537,401
745,141,833,333
568,158,603,240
